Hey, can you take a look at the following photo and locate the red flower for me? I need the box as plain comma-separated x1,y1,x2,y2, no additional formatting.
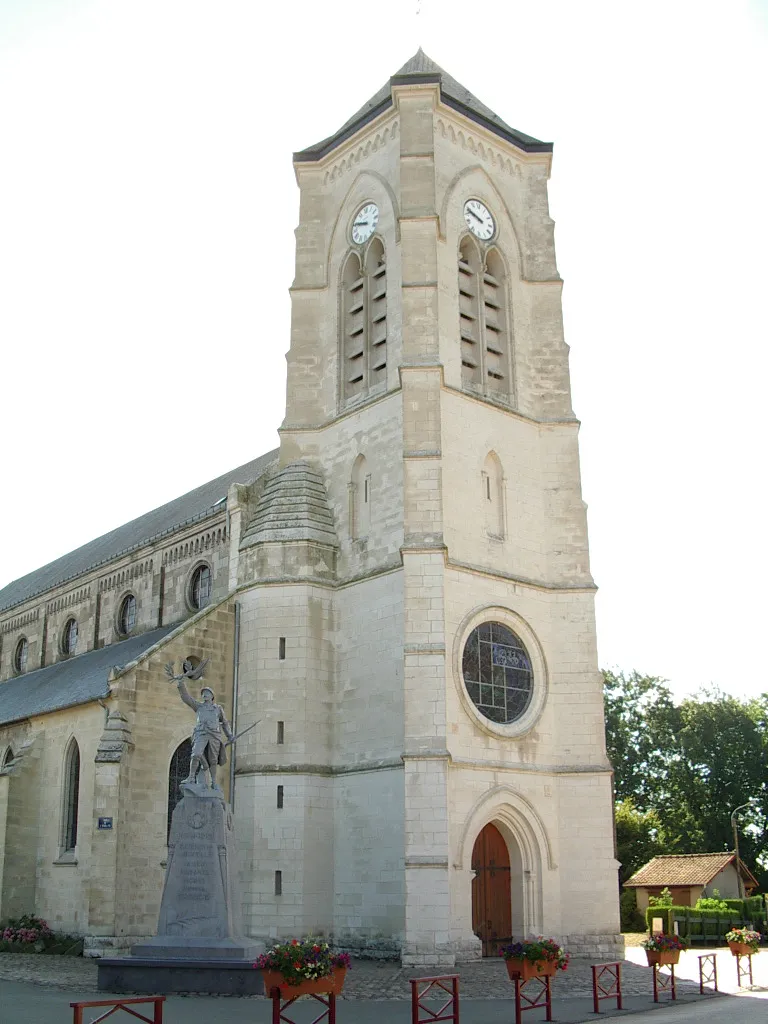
291,939,299,945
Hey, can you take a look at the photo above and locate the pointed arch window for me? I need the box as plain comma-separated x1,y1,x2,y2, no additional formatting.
459,238,512,400
342,239,387,402
2,746,14,768
61,740,81,852
167,738,192,842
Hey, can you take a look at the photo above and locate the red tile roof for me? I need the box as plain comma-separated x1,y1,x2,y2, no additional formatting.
624,852,758,889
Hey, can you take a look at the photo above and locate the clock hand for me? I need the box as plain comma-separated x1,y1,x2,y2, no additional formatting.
467,209,484,223
353,219,369,227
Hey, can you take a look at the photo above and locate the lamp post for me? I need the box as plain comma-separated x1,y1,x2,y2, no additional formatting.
730,802,752,900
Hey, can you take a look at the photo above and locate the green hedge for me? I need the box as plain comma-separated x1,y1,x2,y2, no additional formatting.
646,903,766,942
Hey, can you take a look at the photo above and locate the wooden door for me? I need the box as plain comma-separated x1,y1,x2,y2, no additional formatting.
471,823,513,956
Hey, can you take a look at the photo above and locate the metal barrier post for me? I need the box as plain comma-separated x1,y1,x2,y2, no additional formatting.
70,997,165,1024
269,988,335,1024
409,976,460,1024
736,953,754,988
590,962,622,1013
652,964,676,1003
511,975,552,1024
698,953,718,993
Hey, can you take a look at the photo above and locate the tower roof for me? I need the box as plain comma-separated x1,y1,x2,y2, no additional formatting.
295,49,552,162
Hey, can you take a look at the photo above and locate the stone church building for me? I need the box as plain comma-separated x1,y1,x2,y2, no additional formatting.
0,52,620,965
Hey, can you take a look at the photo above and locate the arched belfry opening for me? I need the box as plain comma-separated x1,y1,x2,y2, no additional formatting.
341,238,387,403
458,238,512,402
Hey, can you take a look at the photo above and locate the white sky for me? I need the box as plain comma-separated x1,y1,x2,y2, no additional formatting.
1,0,766,702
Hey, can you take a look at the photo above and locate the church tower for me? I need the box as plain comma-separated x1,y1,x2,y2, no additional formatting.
232,51,620,965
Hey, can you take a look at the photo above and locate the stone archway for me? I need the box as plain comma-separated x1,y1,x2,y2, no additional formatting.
457,787,551,953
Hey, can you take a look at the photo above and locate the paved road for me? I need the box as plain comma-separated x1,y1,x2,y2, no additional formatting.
0,978,735,1024
602,988,768,1023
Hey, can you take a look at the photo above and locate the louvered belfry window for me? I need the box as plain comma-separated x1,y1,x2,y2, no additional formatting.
62,740,81,852
459,237,511,399
342,240,387,401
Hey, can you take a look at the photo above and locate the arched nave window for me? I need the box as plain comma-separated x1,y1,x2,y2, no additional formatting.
2,746,14,768
349,454,371,540
341,239,387,402
482,451,505,539
61,739,81,852
458,238,512,401
167,738,191,842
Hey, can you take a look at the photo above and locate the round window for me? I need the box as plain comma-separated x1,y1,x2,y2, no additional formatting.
190,565,211,610
118,594,136,635
461,621,533,724
62,618,78,656
14,637,28,674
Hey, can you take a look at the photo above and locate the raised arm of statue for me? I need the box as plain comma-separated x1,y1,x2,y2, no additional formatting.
176,678,201,712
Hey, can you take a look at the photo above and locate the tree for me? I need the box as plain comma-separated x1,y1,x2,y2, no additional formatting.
602,669,677,810
614,799,663,885
603,674,768,888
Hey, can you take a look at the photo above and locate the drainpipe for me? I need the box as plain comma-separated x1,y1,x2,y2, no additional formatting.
229,600,241,809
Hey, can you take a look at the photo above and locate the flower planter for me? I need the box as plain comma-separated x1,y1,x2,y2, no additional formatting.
728,941,755,957
262,966,347,998
645,950,680,967
505,958,557,981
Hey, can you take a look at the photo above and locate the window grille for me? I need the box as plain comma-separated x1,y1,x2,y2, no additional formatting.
62,618,78,656
167,739,192,842
191,565,211,609
458,238,511,399
14,637,28,674
462,622,532,724
62,741,81,851
119,594,136,635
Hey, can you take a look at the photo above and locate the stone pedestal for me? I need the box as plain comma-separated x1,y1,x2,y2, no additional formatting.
98,782,263,993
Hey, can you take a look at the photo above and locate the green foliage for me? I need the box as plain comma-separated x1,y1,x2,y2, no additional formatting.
645,903,765,942
696,889,729,911
603,672,768,889
619,889,646,932
615,800,663,885
648,887,673,908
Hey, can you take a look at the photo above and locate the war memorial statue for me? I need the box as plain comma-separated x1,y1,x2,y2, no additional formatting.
99,658,263,993
165,658,234,790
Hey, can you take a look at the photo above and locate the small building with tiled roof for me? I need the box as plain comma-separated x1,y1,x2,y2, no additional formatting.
625,853,759,910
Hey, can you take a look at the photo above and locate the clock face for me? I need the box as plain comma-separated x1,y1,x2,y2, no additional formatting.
464,199,495,241
351,203,379,244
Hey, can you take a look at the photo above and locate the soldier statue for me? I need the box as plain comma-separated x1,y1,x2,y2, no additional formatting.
165,659,235,790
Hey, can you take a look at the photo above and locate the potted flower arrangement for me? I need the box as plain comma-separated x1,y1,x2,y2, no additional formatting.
254,938,351,998
499,938,570,981
725,927,761,956
641,933,688,967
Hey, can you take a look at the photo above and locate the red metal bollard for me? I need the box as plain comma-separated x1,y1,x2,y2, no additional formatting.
651,963,676,1003
70,996,165,1024
410,976,460,1024
698,953,718,993
590,962,623,1013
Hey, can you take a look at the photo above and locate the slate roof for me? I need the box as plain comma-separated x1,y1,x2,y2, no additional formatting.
0,450,278,614
0,625,176,726
624,852,758,889
295,49,552,162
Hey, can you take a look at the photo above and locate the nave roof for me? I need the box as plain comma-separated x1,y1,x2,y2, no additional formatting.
0,449,278,614
0,625,176,726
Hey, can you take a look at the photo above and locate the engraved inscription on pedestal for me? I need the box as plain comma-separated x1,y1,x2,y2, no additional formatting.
132,783,260,960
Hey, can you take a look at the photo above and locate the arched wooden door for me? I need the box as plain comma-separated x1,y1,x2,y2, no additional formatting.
471,822,513,956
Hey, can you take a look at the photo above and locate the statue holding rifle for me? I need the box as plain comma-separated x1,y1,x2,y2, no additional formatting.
165,659,234,790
